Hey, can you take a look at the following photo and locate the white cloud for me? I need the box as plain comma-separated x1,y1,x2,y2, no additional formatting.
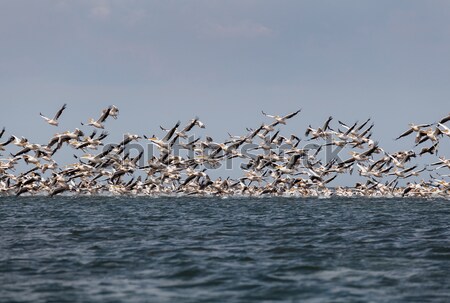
208,21,274,38
90,0,111,19
123,8,146,26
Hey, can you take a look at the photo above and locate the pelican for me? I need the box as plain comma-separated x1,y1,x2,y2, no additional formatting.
20,155,41,167
394,123,432,140
419,142,439,156
40,104,67,126
108,105,120,119
339,143,379,165
0,105,450,198
177,117,205,135
262,109,302,126
415,127,442,145
83,106,112,129
430,157,450,170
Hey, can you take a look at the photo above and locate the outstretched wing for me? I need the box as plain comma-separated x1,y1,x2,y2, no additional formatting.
283,108,302,120
395,128,413,140
54,104,67,120
98,106,112,123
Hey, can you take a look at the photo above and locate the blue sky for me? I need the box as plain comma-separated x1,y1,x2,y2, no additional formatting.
0,1,449,181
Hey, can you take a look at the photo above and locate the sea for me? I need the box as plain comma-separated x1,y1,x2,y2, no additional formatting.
1,196,449,303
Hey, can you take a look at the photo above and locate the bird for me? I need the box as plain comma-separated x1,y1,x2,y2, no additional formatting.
40,104,67,126
419,142,439,156
0,105,449,198
109,105,120,119
262,109,302,127
82,106,112,129
395,123,432,140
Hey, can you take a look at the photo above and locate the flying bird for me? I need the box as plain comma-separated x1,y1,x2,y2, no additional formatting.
395,123,432,140
82,106,113,129
262,109,302,126
40,104,67,126
107,105,119,120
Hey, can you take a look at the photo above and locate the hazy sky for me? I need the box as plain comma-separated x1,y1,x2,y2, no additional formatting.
1,1,449,180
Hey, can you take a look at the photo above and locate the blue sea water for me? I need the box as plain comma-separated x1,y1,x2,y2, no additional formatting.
1,196,450,303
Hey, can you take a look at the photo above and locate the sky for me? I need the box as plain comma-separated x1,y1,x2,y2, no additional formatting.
0,0,449,182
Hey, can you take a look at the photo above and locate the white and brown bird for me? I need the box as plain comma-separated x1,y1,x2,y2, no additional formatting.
82,106,113,129
262,109,302,127
40,104,67,126
395,123,432,140
107,105,119,119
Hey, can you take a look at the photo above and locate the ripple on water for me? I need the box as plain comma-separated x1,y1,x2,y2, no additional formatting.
0,196,450,302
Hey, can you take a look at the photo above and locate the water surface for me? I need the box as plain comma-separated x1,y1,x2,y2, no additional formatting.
1,196,450,302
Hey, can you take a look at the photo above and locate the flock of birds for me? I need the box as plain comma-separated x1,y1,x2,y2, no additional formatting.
0,104,449,198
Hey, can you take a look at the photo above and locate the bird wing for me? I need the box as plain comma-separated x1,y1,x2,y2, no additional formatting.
40,113,51,121
344,122,357,135
395,128,413,140
338,120,350,129
183,118,197,132
54,104,67,120
261,111,275,118
324,174,337,184
438,123,450,131
361,143,378,157
439,113,450,124
356,118,371,132
97,131,109,141
283,109,302,120
163,121,181,142
359,124,374,137
322,116,333,131
98,106,112,123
